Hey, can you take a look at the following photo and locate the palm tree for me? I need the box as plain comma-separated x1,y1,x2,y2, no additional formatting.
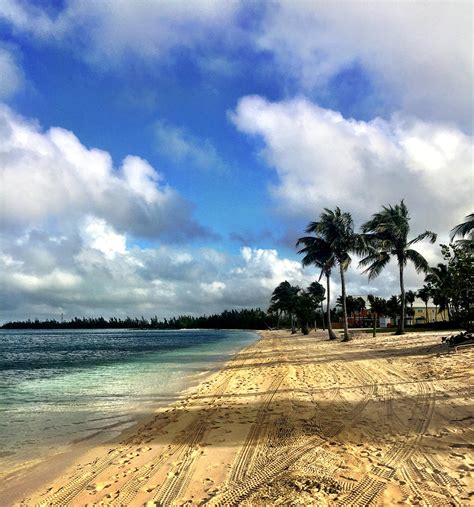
450,213,474,240
354,297,366,326
386,295,402,324
295,290,317,335
425,263,452,320
367,295,387,337
307,280,326,330
270,281,300,333
298,208,358,342
417,284,432,323
405,290,416,325
360,200,437,334
296,236,337,340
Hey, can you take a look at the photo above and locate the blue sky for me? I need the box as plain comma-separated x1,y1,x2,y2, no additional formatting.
0,1,472,320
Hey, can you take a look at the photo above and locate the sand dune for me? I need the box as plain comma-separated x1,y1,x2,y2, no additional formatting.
10,330,474,505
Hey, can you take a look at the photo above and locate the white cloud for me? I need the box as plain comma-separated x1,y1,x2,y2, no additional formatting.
154,120,229,173
80,216,126,260
0,226,313,320
0,220,444,321
231,95,473,295
231,95,472,236
0,0,242,64
0,105,210,240
2,1,470,129
257,1,473,130
236,247,307,290
0,47,23,99
11,270,81,292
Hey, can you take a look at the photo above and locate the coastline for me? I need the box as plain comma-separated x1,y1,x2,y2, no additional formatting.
0,330,261,507
4,329,473,506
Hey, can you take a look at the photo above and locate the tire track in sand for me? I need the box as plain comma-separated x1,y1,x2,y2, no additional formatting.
337,378,436,506
113,370,236,506
112,337,271,506
33,337,260,507
208,360,377,506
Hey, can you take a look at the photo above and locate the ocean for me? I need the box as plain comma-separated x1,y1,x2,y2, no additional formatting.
0,328,258,474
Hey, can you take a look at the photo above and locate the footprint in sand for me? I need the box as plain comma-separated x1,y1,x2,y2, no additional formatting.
87,481,111,493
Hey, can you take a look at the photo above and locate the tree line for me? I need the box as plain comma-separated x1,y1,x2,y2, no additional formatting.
1,308,274,331
270,202,472,339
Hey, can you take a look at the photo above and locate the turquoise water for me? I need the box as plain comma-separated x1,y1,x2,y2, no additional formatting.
0,329,257,472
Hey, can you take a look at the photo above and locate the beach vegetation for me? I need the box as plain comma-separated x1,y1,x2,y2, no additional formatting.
437,242,473,331
270,281,301,333
417,285,432,323
359,200,437,335
296,233,337,340
307,281,326,330
1,308,274,331
297,207,360,341
450,212,474,243
367,295,387,337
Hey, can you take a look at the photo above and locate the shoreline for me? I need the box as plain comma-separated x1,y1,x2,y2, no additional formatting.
0,331,261,506
3,329,473,506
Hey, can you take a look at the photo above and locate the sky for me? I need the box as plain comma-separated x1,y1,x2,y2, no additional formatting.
0,0,472,321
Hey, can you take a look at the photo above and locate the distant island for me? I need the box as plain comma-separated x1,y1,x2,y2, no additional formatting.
1,308,273,331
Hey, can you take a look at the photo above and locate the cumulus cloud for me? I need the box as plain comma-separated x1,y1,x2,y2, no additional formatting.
0,227,313,321
0,47,23,99
80,216,127,260
231,95,473,296
2,1,471,129
0,105,211,241
257,1,473,130
0,0,242,65
154,120,229,173
231,95,472,237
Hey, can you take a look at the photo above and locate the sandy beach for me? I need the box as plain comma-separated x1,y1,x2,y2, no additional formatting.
3,329,473,506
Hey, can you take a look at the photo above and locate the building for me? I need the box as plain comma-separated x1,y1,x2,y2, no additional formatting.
408,298,449,324
346,295,449,328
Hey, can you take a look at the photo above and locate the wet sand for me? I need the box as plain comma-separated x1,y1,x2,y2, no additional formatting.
4,329,473,506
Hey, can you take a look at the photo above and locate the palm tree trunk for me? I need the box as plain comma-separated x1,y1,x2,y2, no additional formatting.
321,302,326,330
291,314,296,334
397,262,405,335
425,302,429,323
373,312,377,337
326,273,337,340
340,265,351,341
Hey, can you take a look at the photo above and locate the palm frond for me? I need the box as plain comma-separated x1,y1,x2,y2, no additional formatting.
304,221,320,234
359,251,391,280
296,236,335,269
407,230,437,246
450,213,474,239
405,249,429,273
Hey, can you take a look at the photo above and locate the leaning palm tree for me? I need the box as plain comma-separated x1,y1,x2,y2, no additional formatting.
298,208,358,341
296,236,337,340
359,200,437,334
